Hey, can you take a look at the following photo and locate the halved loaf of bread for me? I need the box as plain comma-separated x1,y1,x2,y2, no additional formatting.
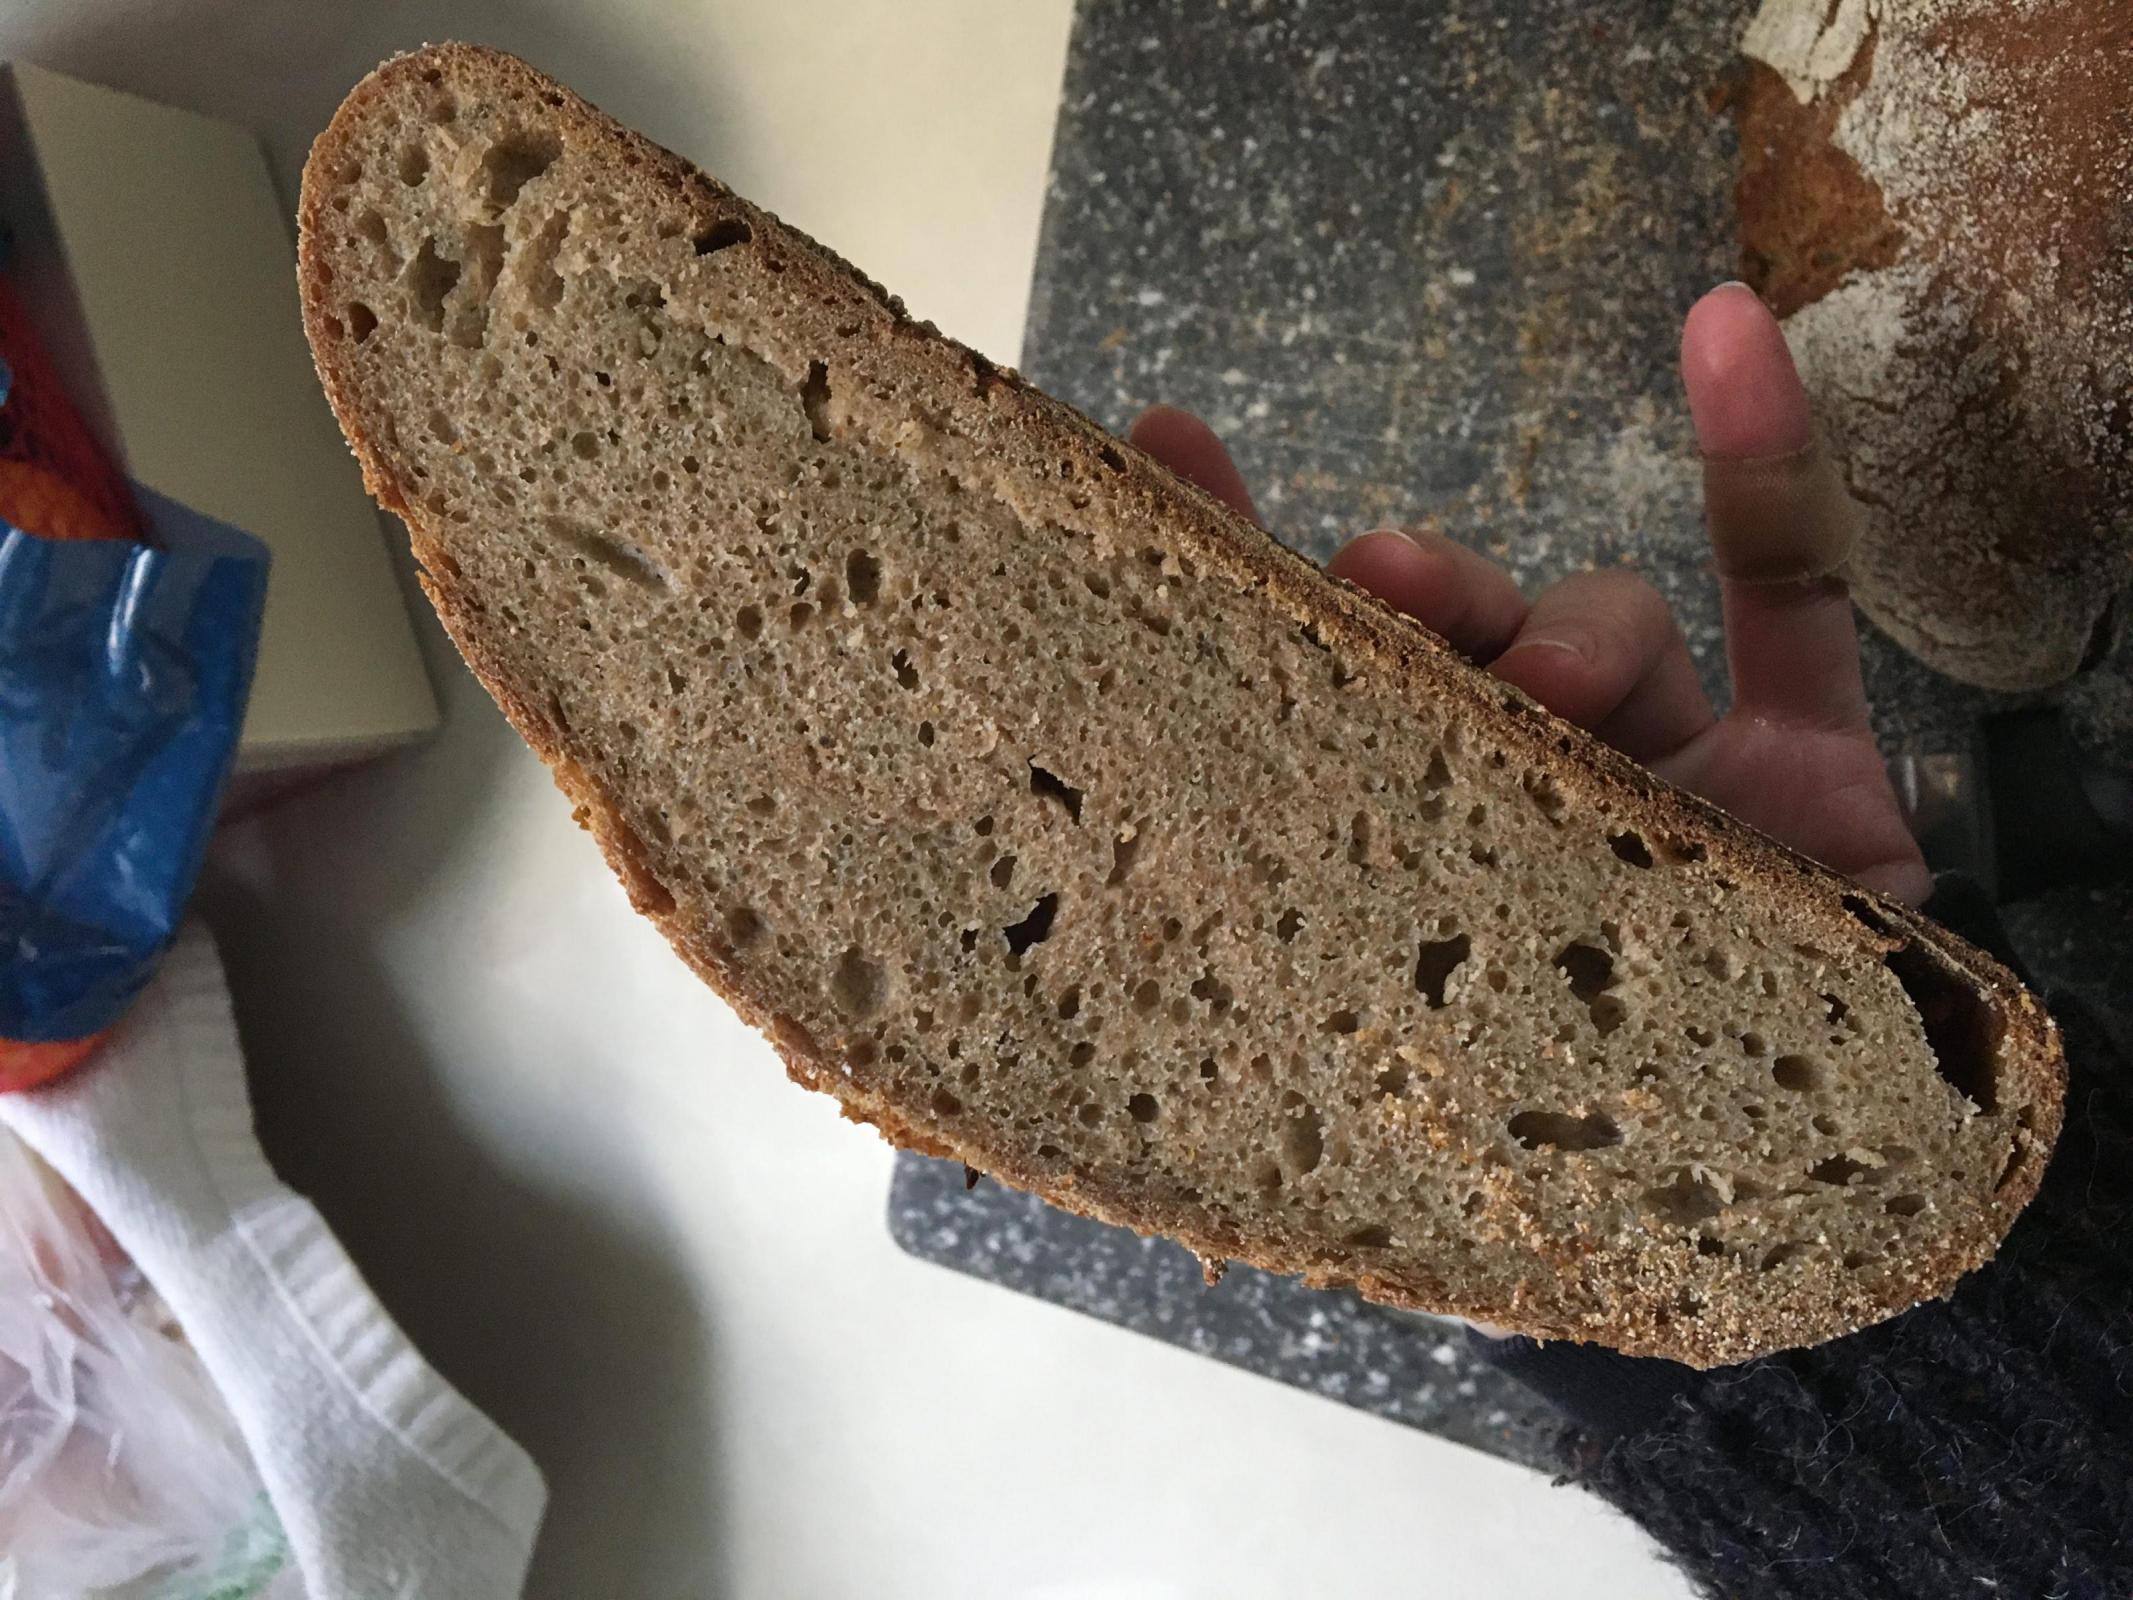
299,44,2063,1366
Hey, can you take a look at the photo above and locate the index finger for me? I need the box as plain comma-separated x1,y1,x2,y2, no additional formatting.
1682,285,1875,732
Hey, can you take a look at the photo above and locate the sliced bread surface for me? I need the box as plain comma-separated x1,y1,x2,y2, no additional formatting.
299,44,2063,1367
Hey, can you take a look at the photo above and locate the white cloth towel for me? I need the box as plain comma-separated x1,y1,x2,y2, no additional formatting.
0,922,546,1599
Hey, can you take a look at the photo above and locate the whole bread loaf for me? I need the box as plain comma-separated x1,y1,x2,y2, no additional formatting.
1737,0,2133,690
299,45,2063,1366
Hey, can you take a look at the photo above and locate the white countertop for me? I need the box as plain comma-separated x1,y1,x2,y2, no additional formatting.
6,2,1691,1593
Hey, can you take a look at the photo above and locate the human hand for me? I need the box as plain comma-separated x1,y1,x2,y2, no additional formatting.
1130,283,1932,906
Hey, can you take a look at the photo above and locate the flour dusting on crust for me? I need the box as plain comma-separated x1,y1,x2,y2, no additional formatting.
1739,0,2133,689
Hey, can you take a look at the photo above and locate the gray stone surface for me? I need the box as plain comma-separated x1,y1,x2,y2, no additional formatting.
889,0,2131,1461
887,1153,1564,1470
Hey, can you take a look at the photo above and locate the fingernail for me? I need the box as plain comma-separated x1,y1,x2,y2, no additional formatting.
1500,630,1592,665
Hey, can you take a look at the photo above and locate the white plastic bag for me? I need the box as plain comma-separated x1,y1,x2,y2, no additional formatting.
0,1125,298,1600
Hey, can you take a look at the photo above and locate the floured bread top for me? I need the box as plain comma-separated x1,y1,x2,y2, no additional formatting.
1738,0,2133,689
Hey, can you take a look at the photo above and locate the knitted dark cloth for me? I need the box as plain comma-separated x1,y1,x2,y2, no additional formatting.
1488,880,2133,1597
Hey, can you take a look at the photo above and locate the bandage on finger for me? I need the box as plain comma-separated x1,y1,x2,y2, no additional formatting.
1702,430,1863,586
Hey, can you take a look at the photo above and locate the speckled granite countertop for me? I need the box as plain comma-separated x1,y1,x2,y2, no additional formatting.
889,0,2133,1465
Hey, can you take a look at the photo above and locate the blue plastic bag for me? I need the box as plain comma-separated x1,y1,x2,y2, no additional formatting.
0,506,266,1047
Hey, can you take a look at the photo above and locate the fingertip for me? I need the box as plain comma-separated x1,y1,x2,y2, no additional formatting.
1129,404,1261,523
1128,403,1205,448
1328,526,1424,591
1330,527,1532,664
1492,632,1599,720
1680,283,1813,460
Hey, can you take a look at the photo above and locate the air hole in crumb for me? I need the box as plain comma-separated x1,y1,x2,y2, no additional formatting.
1841,892,1897,939
1994,1112,2034,1193
1099,443,1126,471
989,855,1016,890
1414,933,1471,1008
722,905,762,948
1885,1193,1927,1217
518,208,571,310
407,238,461,331
1642,1169,1725,1226
1322,1009,1360,1035
483,128,562,207
1128,1092,1160,1124
1522,769,1568,823
1057,986,1080,1020
845,548,881,606
736,605,763,639
1133,979,1161,1012
1345,1224,1393,1249
1809,1155,1871,1187
1029,763,1083,822
1773,1055,1821,1092
1190,975,1233,1012
1107,832,1141,886
1508,1109,1622,1152
1070,1041,1096,1068
1607,830,1653,868
931,1087,963,1117
348,302,378,343
397,142,429,185
1198,1058,1219,1084
829,948,884,1018
1346,811,1372,865
1003,893,1058,957
1884,940,2001,1113
571,430,600,460
355,207,392,250
1555,940,1614,1003
1812,1112,1840,1136
1277,909,1305,944
693,216,752,254
547,516,666,589
800,360,833,441
891,649,920,690
1375,1062,1410,1097
1761,1242,1807,1270
1740,1031,1769,1058
1277,1097,1324,1178
917,721,935,747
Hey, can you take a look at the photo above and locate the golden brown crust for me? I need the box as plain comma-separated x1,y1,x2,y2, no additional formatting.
300,44,2065,1367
